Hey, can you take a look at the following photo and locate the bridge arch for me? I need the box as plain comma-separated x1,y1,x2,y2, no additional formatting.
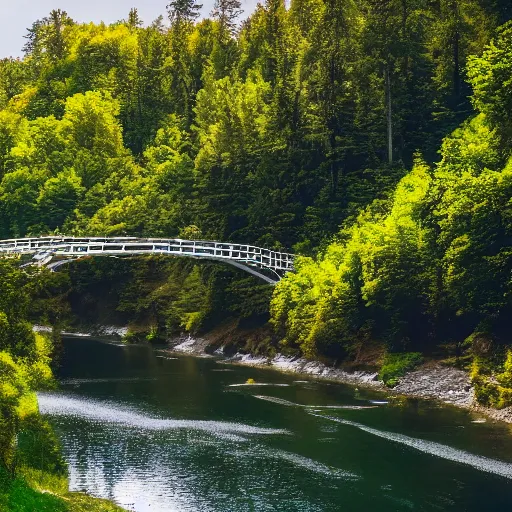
0,237,295,284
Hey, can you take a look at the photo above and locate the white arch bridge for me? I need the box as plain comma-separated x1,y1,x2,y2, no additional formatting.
0,237,295,284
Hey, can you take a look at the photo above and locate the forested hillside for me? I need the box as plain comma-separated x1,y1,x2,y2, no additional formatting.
1,0,507,245
1,0,512,406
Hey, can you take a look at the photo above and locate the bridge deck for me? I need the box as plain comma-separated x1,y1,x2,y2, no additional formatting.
0,237,295,283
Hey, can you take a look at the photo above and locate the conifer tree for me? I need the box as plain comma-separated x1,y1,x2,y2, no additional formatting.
128,8,143,28
167,0,203,26
211,0,243,37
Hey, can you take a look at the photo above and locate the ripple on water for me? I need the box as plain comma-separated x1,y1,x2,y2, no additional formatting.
304,405,377,410
37,393,289,438
228,444,359,481
252,394,379,410
228,383,290,387
252,395,299,406
59,377,158,385
312,413,512,480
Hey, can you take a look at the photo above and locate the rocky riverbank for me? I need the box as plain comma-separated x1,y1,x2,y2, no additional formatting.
170,335,512,424
48,326,512,424
34,324,129,338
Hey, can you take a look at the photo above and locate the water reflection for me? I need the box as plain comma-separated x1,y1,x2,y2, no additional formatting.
42,395,353,511
38,394,289,437
39,337,512,512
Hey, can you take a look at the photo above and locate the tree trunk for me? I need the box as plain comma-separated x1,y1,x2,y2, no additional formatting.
451,0,461,100
453,28,460,99
330,131,338,196
385,65,393,164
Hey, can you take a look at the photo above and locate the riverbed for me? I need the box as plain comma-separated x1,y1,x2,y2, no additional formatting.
38,337,512,511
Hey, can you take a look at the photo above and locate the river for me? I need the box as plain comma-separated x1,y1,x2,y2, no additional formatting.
38,337,512,511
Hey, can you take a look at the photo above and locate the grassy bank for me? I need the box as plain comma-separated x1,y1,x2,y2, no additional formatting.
0,407,127,512
0,467,126,512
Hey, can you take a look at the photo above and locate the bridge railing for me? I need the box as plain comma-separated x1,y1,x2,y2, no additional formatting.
0,237,295,272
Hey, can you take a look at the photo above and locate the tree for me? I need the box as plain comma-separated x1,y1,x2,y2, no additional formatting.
23,9,74,64
309,0,359,194
210,0,243,77
167,0,203,25
193,71,272,239
61,91,125,156
426,0,496,133
467,21,512,151
167,0,205,122
0,168,46,238
0,59,28,108
127,8,143,29
211,0,243,37
37,170,85,231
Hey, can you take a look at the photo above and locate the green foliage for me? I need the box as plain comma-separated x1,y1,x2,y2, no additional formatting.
0,1,511,416
378,352,423,387
2,473,68,512
471,350,512,408
0,0,502,246
0,263,125,511
271,158,434,357
30,255,273,342
468,21,512,149
497,350,512,387
0,453,127,512
271,35,512,362
471,356,512,409
0,262,55,477
16,416,66,475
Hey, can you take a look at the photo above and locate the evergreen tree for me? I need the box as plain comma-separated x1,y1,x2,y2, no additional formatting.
167,0,203,25
211,0,243,37
127,7,143,28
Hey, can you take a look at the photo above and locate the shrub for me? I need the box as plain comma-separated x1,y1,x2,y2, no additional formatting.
122,329,135,343
497,350,512,388
497,387,512,409
471,354,512,409
378,352,423,387
473,379,500,407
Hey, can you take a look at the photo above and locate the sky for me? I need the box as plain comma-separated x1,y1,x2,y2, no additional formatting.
0,0,258,58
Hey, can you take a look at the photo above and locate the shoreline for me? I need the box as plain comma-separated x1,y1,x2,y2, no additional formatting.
52,326,512,425
169,335,512,425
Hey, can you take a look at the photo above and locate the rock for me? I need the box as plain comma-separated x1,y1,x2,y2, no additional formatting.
392,365,473,407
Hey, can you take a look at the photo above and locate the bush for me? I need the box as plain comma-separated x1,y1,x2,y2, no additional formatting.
497,387,512,409
473,379,500,407
471,355,512,409
378,352,423,387
497,350,512,388
473,381,512,409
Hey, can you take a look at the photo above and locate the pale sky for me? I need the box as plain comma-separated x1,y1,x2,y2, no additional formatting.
0,0,258,58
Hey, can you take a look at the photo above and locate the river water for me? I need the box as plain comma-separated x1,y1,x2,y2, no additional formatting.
38,337,512,511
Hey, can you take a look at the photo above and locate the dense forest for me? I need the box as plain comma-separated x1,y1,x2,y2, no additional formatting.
2,3,512,491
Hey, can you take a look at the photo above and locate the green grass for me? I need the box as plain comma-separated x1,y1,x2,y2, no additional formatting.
378,352,423,387
3,477,67,512
0,467,127,512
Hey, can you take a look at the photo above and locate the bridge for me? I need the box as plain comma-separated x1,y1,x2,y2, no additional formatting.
0,237,295,284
